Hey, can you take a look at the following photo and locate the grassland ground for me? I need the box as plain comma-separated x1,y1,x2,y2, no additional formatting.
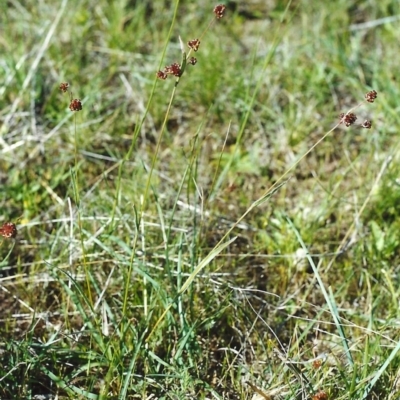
1,1,400,399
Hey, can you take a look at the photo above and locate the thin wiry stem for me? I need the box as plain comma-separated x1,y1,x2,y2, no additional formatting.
72,110,92,307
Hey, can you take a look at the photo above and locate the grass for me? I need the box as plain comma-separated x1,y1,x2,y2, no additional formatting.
1,0,400,399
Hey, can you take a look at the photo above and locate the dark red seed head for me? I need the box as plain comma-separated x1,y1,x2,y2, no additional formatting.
69,99,82,111
312,391,328,400
0,222,17,239
361,120,372,129
156,70,168,80
340,112,357,127
365,90,377,103
59,82,69,93
214,4,226,19
188,39,201,52
164,63,182,77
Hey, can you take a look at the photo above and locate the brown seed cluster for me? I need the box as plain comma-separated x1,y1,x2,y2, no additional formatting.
312,391,328,400
339,112,357,127
0,222,17,239
214,4,226,19
165,63,182,77
312,359,322,369
188,39,201,52
361,120,372,129
338,90,377,129
69,99,83,111
157,5,227,81
156,70,168,80
365,89,377,103
157,63,182,80
60,82,83,111
59,82,69,93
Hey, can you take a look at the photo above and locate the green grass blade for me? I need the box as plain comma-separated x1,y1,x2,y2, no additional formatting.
286,216,354,367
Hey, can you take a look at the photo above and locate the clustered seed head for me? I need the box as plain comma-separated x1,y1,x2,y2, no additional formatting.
361,120,372,129
340,112,357,127
312,359,322,369
165,63,182,77
365,89,377,103
60,82,83,111
338,90,377,129
156,5,227,81
157,63,182,80
69,99,82,111
188,39,201,52
156,70,168,80
59,82,69,93
312,391,328,400
0,222,17,239
214,4,226,19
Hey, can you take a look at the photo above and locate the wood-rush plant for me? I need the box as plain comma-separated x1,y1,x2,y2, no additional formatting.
156,4,226,85
59,81,83,192
55,14,380,397
2,0,394,398
146,7,381,394
145,4,226,208
59,81,93,305
128,4,229,340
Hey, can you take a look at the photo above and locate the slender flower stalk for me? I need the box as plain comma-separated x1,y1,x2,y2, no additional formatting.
59,82,92,305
